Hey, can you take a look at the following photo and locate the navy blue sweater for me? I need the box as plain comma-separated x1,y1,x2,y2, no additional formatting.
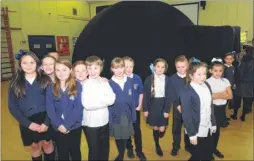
46,82,83,131
131,73,144,107
224,65,235,86
168,73,185,109
180,82,216,137
8,79,50,128
109,77,136,124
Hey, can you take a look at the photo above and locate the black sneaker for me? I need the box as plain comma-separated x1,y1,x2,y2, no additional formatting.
226,117,231,121
171,148,178,156
221,122,229,128
214,149,224,158
137,152,147,161
127,149,135,159
155,144,163,157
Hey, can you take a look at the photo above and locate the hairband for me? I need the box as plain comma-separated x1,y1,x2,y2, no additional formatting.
149,63,155,74
192,57,200,63
211,58,223,63
15,50,28,60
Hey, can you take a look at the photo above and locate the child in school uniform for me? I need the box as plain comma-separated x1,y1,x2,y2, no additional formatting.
8,50,55,161
143,58,170,157
206,58,232,160
231,53,254,121
82,56,116,161
41,55,56,82
180,57,216,161
122,56,147,161
48,50,59,61
73,60,88,85
109,57,136,161
46,59,83,161
168,55,191,156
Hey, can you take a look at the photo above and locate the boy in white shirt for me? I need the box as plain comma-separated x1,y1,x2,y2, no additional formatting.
82,56,116,161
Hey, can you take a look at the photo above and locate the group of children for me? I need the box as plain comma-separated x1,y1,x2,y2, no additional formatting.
8,49,253,161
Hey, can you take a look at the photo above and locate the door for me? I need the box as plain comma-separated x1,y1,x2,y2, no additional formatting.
28,35,56,60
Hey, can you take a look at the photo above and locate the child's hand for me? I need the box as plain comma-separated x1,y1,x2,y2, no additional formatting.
29,122,41,132
38,124,48,133
102,77,109,82
58,125,68,134
212,126,217,133
177,105,181,113
144,111,149,117
190,136,198,145
136,106,141,111
163,113,169,118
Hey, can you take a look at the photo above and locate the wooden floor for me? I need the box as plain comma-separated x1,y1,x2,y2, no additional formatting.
1,81,253,160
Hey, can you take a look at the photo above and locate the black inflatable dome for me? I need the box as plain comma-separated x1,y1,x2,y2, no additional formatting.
73,1,194,79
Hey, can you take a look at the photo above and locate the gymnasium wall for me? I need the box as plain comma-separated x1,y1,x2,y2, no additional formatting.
199,1,253,42
1,0,253,62
1,0,90,61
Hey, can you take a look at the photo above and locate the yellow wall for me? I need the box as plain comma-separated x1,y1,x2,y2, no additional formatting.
199,1,253,42
1,0,91,61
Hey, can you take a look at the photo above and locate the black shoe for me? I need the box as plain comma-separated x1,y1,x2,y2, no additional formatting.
211,156,215,161
155,144,163,157
226,117,231,121
137,152,147,161
230,114,237,120
240,115,245,122
127,149,135,159
214,149,224,158
171,148,178,156
220,122,229,128
159,131,166,138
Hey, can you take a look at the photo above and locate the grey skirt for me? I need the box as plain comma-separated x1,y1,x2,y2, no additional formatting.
235,82,254,98
109,115,134,140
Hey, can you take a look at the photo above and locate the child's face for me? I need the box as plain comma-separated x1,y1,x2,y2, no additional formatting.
55,63,71,82
111,66,125,77
124,60,134,76
74,64,88,81
48,52,59,60
224,55,234,65
42,57,55,75
190,66,207,84
87,64,101,79
21,55,37,75
154,61,166,75
210,65,223,79
175,61,188,75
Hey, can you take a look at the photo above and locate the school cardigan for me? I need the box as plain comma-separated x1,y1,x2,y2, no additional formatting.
46,82,83,131
180,82,216,139
8,79,50,128
129,73,144,107
109,76,136,124
224,64,235,86
168,73,186,109
143,75,171,113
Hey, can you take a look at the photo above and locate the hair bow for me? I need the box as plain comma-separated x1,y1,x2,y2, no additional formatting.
192,57,200,63
211,58,223,63
15,50,28,60
149,63,155,74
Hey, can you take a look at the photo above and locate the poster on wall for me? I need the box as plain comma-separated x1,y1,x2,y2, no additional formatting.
57,36,70,56
73,37,78,48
